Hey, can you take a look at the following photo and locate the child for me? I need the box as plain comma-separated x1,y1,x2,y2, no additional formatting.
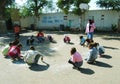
36,30,45,43
24,46,43,66
8,44,23,62
68,47,83,69
86,39,94,47
26,35,34,45
47,35,53,42
94,43,105,57
47,35,56,43
85,43,98,64
14,24,20,39
2,42,13,58
79,36,86,46
63,35,71,43
12,38,20,45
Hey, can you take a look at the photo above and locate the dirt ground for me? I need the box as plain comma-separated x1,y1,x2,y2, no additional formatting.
0,31,120,84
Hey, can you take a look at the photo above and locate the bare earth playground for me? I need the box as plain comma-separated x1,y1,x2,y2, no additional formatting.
0,31,120,84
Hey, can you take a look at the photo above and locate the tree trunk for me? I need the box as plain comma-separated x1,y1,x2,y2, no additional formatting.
118,19,120,32
0,20,7,33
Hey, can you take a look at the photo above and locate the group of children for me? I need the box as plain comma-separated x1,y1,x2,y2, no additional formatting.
2,38,43,67
1,30,105,70
2,19,105,70
68,35,105,70
26,31,56,45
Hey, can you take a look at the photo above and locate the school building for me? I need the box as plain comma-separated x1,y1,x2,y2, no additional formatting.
0,10,120,33
20,10,120,32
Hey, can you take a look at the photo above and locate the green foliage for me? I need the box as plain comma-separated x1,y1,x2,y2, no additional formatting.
57,0,90,15
0,0,15,19
96,0,120,11
25,0,48,17
19,6,33,17
111,24,118,32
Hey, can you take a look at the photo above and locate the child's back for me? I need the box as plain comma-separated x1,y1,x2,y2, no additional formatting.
86,43,98,64
93,43,105,57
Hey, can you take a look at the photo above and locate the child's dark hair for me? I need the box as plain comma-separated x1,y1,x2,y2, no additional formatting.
71,47,76,55
93,42,99,47
86,39,94,44
89,19,93,24
88,43,94,49
9,42,13,46
80,36,83,39
17,43,22,47
30,46,35,50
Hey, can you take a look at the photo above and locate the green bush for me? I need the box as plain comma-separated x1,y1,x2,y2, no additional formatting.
111,24,118,32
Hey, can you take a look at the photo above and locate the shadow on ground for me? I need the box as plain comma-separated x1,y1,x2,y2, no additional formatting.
101,54,112,59
65,42,74,45
29,61,50,71
78,68,95,75
102,37,120,41
103,46,119,50
92,61,113,68
12,60,25,64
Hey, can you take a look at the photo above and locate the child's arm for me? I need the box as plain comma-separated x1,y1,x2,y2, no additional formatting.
86,50,92,62
41,56,43,61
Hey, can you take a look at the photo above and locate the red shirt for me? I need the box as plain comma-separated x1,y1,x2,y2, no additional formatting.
8,46,21,57
64,36,70,41
37,32,44,38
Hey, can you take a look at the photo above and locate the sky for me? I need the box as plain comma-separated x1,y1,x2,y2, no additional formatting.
88,0,101,10
15,0,101,10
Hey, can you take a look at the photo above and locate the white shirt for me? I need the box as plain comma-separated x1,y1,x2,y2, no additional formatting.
24,50,41,64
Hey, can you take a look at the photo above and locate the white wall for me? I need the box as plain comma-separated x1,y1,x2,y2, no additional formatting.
20,13,80,30
37,12,80,30
84,10,120,31
20,16,35,28
20,10,120,31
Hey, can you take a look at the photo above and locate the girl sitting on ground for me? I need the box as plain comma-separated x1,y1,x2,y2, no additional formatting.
68,47,83,69
85,43,98,64
63,35,71,43
8,44,23,62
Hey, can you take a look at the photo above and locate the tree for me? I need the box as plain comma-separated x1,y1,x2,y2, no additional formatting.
0,0,15,19
57,0,90,15
96,0,120,11
26,0,48,17
19,0,49,29
19,6,33,17
46,0,55,13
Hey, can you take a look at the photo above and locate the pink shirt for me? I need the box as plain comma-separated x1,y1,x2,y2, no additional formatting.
71,52,83,63
64,36,70,41
8,46,21,57
85,23,96,33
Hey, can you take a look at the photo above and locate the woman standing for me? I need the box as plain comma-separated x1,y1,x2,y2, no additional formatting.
85,19,96,40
